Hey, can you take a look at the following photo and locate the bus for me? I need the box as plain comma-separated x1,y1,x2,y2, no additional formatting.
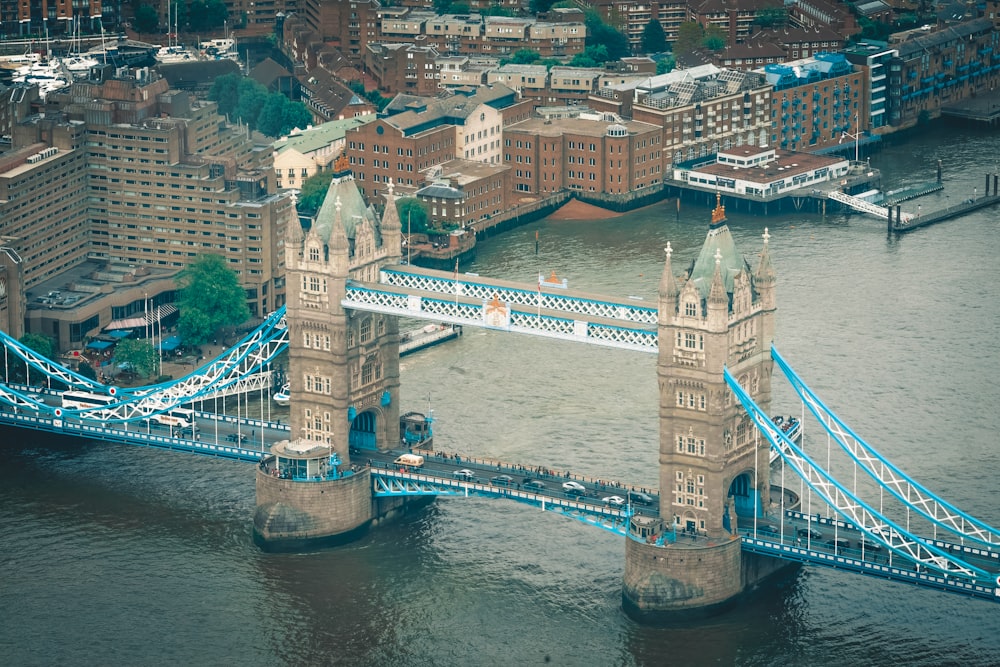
61,391,116,410
152,408,197,430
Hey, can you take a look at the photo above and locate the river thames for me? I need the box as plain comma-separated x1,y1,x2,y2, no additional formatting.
2,123,999,666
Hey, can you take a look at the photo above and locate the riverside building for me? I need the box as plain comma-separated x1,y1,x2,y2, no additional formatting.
0,69,297,351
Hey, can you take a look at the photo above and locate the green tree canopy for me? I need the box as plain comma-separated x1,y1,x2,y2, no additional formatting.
530,0,557,13
673,22,703,54
641,19,667,54
134,4,160,33
753,7,788,29
655,55,675,75
703,24,727,51
187,0,229,31
569,44,609,67
20,332,55,360
208,72,241,118
297,171,335,216
76,362,98,381
584,11,630,60
256,94,312,138
510,49,542,65
175,254,250,346
114,338,159,378
397,197,430,235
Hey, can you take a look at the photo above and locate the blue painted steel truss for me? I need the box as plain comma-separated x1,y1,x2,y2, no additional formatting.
372,469,632,537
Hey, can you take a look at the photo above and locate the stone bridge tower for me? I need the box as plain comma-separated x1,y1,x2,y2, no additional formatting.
623,195,787,620
253,168,404,550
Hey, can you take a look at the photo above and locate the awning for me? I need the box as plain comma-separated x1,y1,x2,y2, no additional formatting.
107,329,132,339
105,304,179,331
86,340,114,350
158,335,182,352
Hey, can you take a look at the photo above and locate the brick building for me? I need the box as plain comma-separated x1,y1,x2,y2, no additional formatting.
503,115,663,195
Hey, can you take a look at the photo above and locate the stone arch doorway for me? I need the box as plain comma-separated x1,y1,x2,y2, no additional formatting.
349,409,379,451
726,470,758,529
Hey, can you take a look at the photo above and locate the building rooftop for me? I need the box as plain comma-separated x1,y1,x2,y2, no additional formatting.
273,116,376,156
507,116,659,137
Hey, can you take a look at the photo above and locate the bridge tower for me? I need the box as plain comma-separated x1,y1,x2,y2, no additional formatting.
253,165,406,550
623,195,787,620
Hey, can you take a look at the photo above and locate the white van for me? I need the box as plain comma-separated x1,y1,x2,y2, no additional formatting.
393,453,425,468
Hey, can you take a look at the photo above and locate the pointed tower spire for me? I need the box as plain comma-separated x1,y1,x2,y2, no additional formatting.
708,248,727,306
659,242,678,299
755,227,776,284
380,178,403,264
330,195,349,277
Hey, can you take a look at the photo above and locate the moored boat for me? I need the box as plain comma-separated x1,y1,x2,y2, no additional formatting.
272,383,290,406
400,323,461,356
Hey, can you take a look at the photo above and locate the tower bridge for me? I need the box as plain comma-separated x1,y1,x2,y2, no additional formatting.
2,173,999,620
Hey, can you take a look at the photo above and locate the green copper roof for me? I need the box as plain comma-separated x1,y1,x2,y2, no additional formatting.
312,174,378,245
687,221,744,299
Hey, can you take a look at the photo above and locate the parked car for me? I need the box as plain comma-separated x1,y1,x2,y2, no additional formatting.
524,479,546,490
797,527,823,540
453,469,475,481
627,491,654,506
602,495,626,507
490,474,513,486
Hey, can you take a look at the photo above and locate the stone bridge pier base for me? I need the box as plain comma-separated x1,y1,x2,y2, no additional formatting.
623,534,797,622
253,466,374,552
623,535,745,622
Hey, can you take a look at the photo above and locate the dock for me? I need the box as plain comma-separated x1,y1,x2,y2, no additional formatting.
891,193,1000,233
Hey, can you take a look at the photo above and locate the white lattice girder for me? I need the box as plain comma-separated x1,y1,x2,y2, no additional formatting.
380,268,658,325
1,310,290,425
771,347,1000,549
727,368,986,580
344,286,658,353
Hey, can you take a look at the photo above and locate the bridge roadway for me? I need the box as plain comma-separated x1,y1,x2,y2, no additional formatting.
738,512,1000,602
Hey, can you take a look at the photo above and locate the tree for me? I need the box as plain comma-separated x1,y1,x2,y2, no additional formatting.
702,24,727,51
530,0,557,13
19,332,55,360
208,72,242,118
114,338,159,378
397,197,430,235
584,11,630,60
674,22,703,55
175,255,250,346
655,55,675,75
187,0,228,31
641,19,667,54
510,49,541,65
754,7,788,29
297,171,335,216
235,78,268,131
134,4,160,34
76,362,98,381
569,44,609,68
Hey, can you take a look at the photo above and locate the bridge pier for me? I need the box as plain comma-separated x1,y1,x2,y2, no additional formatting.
623,531,744,621
253,441,374,551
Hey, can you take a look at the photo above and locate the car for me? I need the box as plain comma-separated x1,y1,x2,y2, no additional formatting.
759,524,781,535
627,491,654,506
225,433,248,443
797,527,823,540
523,479,546,490
602,495,626,507
562,481,586,493
859,538,883,552
490,474,513,486
826,537,850,552
453,469,475,480
564,487,586,498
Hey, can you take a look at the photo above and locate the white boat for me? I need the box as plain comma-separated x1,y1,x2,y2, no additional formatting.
12,60,71,98
272,383,290,406
62,54,100,74
155,45,198,64
400,323,461,356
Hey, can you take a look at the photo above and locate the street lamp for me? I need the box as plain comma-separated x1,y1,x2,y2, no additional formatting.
838,113,861,164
